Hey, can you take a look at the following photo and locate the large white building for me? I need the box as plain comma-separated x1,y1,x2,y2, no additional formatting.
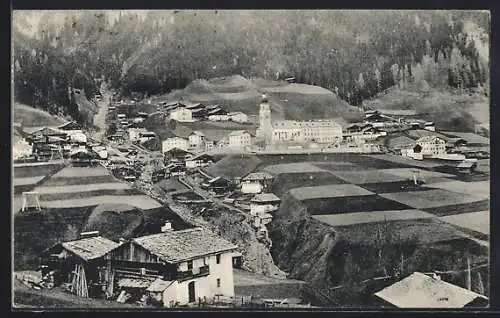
228,130,252,149
162,137,189,153
256,94,343,145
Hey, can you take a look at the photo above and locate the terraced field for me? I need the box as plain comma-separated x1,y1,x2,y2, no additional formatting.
312,209,436,227
14,165,163,213
255,153,490,245
13,162,66,195
263,162,326,175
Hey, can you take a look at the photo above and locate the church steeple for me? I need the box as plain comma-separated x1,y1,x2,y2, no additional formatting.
256,93,273,144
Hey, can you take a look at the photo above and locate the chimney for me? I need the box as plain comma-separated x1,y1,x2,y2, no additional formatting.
161,222,172,232
79,231,100,239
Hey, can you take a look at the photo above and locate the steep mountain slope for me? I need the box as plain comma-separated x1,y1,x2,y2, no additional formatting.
13,103,67,127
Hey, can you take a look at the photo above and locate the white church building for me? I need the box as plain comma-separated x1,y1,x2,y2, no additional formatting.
255,94,343,145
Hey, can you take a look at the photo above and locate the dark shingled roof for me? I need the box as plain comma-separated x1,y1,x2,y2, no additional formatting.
60,236,121,261
133,227,238,263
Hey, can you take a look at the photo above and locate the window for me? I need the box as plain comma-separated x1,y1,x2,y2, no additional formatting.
216,254,221,264
187,260,193,270
217,278,221,288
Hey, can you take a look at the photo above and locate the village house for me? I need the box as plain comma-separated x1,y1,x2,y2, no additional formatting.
70,149,99,167
374,272,488,308
250,193,281,216
228,130,253,149
39,232,121,299
201,176,234,195
127,128,148,142
344,123,387,143
164,148,193,162
184,103,207,120
188,131,206,150
185,154,215,169
227,112,248,123
207,106,228,121
138,131,157,144
170,107,194,122
57,121,83,136
162,137,190,153
107,227,238,307
168,164,187,177
416,136,447,157
205,140,215,151
240,172,275,194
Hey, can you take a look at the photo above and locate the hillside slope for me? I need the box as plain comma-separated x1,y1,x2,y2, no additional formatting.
151,75,364,122
364,86,489,132
13,103,67,127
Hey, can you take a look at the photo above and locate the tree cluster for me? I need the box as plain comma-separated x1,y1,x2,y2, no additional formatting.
13,10,490,122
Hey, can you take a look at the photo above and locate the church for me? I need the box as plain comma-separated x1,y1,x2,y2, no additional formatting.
255,94,343,145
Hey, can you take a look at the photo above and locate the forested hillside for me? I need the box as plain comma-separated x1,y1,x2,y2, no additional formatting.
13,10,490,123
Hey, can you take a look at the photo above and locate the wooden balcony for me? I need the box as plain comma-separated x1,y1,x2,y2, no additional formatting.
177,265,210,282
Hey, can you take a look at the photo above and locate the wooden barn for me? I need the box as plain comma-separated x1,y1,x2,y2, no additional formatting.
39,232,121,299
69,149,98,167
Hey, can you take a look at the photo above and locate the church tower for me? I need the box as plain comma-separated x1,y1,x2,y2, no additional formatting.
256,93,273,144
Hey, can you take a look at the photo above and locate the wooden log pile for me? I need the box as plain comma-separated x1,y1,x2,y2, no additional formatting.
70,264,89,298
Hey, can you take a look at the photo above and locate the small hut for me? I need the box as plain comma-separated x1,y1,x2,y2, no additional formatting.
39,233,121,298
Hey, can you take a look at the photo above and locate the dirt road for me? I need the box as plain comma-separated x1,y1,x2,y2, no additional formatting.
92,84,112,140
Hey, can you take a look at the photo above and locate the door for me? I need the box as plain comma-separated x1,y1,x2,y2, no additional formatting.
188,281,196,303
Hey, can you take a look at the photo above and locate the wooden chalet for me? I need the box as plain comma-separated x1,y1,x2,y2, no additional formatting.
70,149,98,167
164,148,193,162
33,143,63,162
240,172,275,194
250,193,281,215
57,121,82,132
107,227,238,307
39,233,121,298
201,176,234,194
185,154,215,169
168,164,186,177
374,272,488,308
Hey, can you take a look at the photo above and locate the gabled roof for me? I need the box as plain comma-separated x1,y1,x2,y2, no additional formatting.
416,135,446,144
118,277,155,289
243,172,274,181
374,272,488,308
164,147,192,156
440,132,490,145
227,112,247,116
187,153,214,161
251,193,281,203
207,108,227,115
57,121,82,130
228,130,251,137
56,236,121,261
132,227,238,263
189,131,205,137
184,102,205,109
457,160,477,168
146,278,175,292
377,109,418,116
164,136,189,142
